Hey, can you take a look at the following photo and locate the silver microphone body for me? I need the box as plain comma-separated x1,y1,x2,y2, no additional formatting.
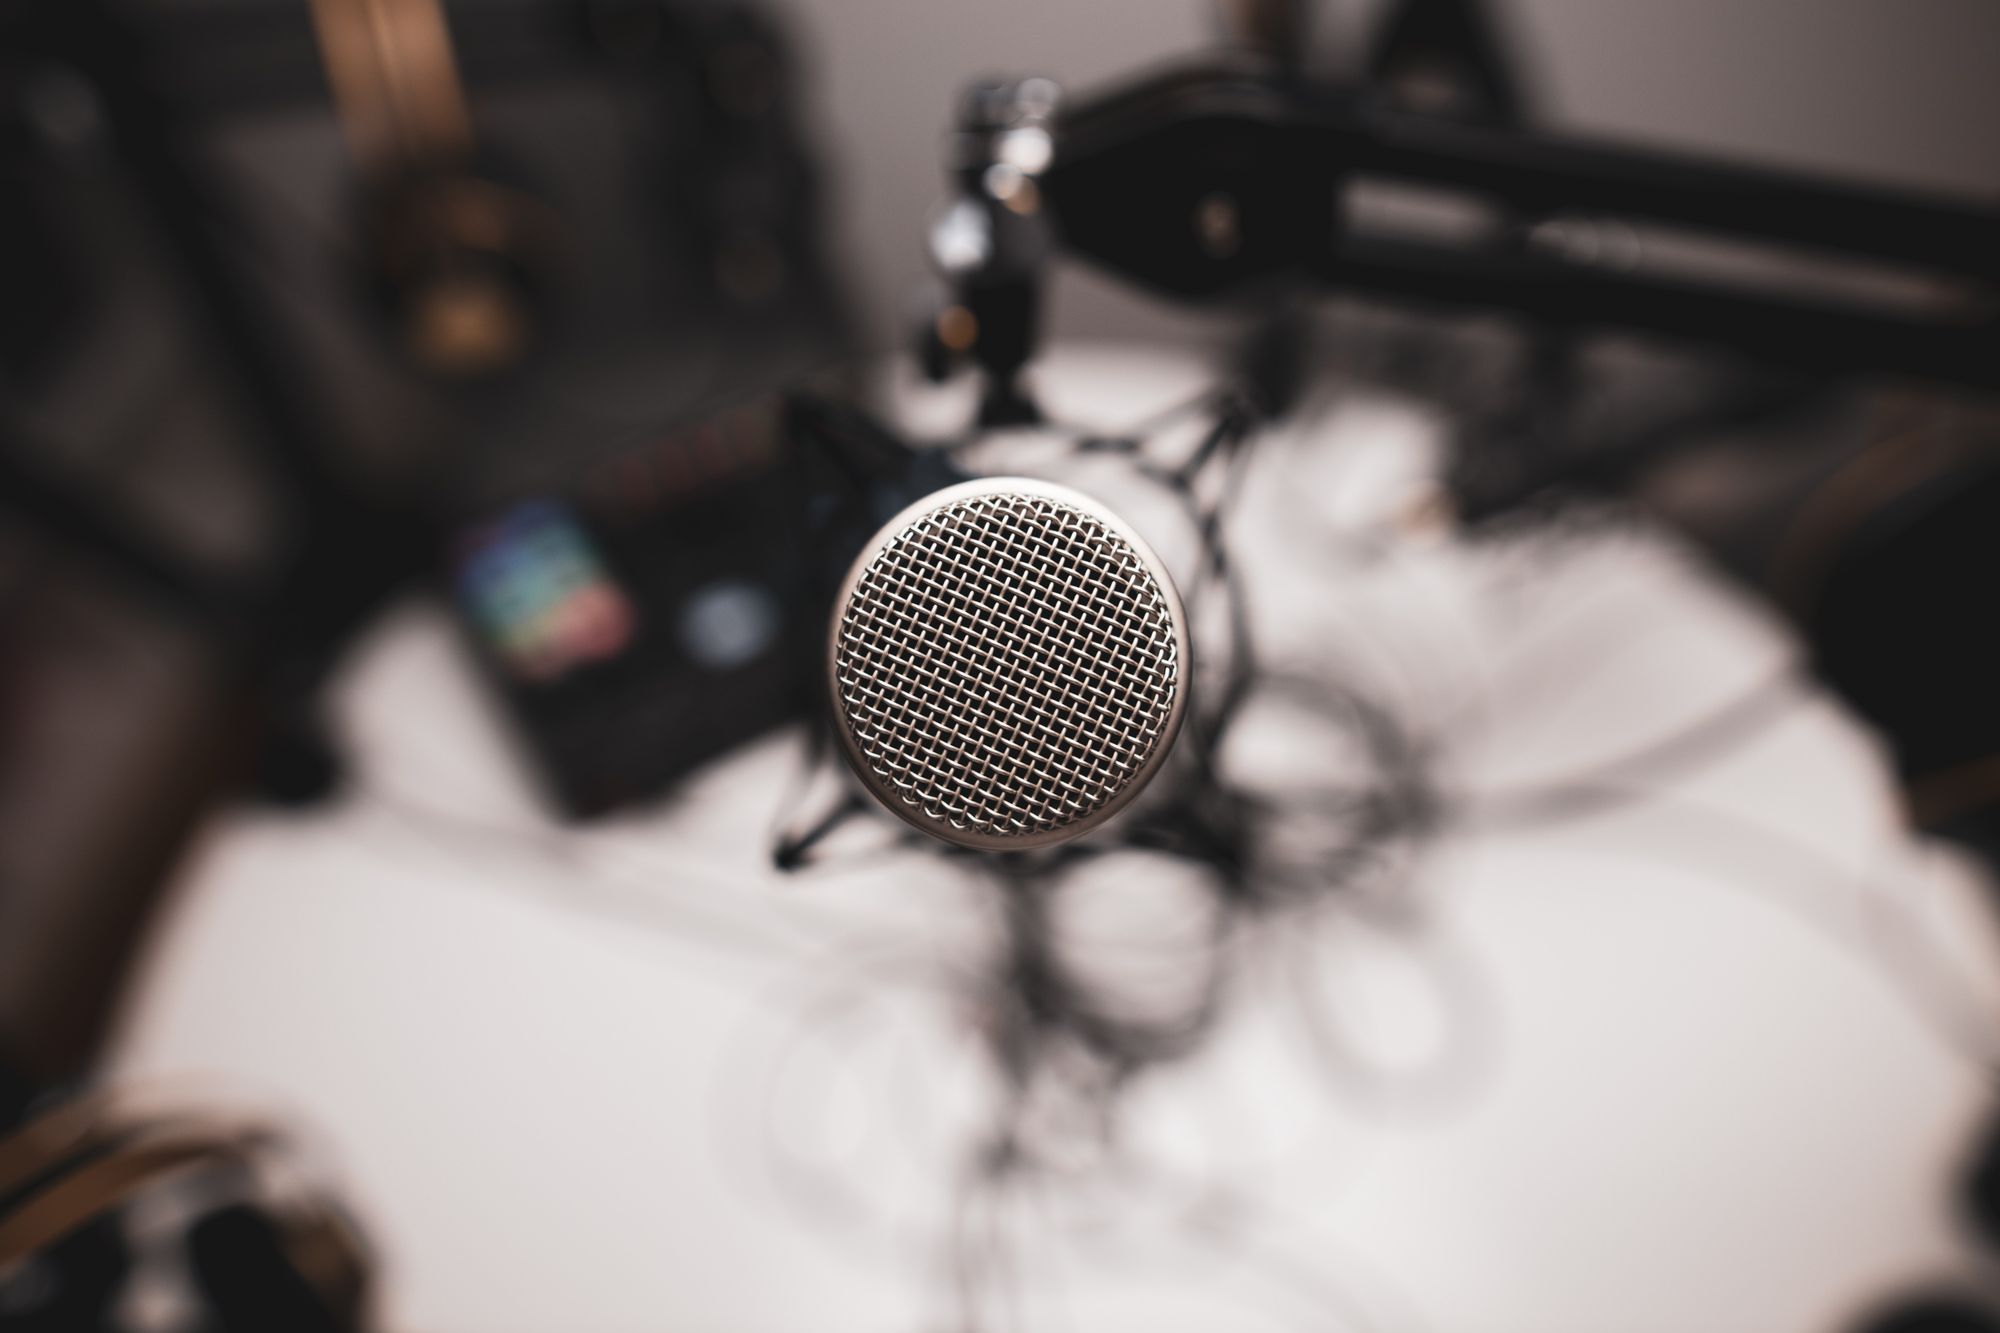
827,477,1189,850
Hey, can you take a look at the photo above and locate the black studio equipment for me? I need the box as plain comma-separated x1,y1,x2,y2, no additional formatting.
923,39,1997,404
908,0,2000,872
1,0,852,1081
449,395,813,816
3,0,855,808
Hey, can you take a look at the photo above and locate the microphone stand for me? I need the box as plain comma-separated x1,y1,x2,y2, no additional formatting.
923,59,2000,416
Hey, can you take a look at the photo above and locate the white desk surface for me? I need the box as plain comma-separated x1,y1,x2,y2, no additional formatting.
107,348,2000,1333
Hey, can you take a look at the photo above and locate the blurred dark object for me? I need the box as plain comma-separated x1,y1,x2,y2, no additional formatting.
0,1215,128,1333
305,0,555,380
188,1205,355,1333
1,0,852,1078
0,162,94,387
1958,1094,2000,1254
1363,0,1528,122
1801,445,2000,860
0,1093,371,1333
912,76,1060,428
1849,1294,2000,1333
1218,0,1312,69
447,398,810,817
0,557,245,1084
1542,390,2000,864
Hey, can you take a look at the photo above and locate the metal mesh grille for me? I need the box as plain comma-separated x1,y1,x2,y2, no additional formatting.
834,489,1182,841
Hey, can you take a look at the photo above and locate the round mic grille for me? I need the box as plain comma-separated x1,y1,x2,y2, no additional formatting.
829,478,1189,850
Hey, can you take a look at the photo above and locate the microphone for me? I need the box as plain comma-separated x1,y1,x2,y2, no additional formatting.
827,477,1190,851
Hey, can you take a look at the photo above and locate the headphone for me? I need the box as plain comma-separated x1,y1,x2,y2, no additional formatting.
0,1090,372,1331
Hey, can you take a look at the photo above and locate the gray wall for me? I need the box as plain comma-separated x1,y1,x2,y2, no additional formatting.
777,0,2000,351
